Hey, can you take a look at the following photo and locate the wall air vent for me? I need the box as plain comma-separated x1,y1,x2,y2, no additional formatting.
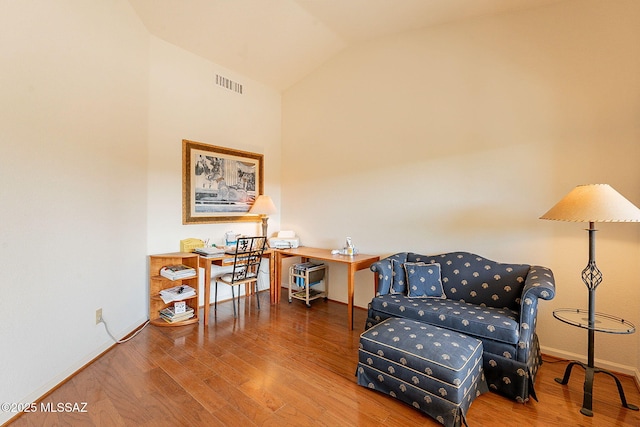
215,74,243,94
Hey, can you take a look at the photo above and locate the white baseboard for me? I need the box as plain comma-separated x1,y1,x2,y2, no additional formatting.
541,345,640,392
0,317,147,426
0,341,112,426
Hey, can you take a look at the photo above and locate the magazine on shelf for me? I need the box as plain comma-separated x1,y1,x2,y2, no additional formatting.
159,305,195,322
160,310,195,323
159,284,196,303
160,264,196,280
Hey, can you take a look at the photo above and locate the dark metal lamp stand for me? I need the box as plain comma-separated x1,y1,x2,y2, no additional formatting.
554,222,639,416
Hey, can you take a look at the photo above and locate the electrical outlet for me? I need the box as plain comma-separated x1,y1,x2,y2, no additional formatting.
95,308,102,325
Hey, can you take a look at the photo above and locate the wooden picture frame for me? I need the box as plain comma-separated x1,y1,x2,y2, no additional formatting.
182,139,263,224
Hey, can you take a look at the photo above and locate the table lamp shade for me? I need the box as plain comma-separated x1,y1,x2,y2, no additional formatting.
250,195,277,215
250,195,276,237
540,184,640,223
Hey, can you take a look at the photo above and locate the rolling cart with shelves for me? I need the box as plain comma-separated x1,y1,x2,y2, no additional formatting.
288,262,328,308
149,252,199,326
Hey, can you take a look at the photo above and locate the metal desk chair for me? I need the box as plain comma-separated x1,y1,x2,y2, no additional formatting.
212,236,267,318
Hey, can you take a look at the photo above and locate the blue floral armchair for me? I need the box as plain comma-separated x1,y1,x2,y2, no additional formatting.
367,251,555,402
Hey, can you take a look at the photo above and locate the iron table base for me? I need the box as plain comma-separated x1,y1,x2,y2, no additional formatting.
555,360,639,417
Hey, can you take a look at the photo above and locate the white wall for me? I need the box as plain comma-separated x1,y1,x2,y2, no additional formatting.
146,37,282,304
282,0,640,377
0,4,282,422
1,2,638,420
0,1,149,423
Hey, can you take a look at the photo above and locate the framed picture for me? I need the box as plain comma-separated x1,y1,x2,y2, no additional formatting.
182,139,263,224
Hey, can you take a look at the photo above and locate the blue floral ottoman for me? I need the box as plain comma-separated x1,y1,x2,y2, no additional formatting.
357,318,488,427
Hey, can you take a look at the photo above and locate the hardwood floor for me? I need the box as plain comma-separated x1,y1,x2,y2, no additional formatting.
8,291,640,426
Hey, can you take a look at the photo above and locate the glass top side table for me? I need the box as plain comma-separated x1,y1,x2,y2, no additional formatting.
553,308,636,333
553,308,638,416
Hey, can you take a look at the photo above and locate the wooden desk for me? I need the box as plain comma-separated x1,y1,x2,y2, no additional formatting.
199,249,274,326
274,247,380,330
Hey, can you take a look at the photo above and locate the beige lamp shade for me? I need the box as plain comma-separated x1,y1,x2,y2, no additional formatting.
540,184,640,223
250,195,277,215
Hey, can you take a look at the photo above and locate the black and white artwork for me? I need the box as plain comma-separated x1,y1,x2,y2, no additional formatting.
183,140,263,224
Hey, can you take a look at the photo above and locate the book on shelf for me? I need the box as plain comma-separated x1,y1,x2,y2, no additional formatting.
159,284,196,303
160,305,194,317
160,264,196,280
159,305,195,323
160,311,195,323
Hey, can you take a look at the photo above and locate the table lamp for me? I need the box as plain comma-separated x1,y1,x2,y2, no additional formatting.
540,183,640,416
250,195,277,237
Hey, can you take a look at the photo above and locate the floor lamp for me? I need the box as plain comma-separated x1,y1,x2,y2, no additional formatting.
540,184,640,416
250,195,277,237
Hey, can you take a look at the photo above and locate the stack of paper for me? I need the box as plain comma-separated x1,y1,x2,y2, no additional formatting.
159,285,196,303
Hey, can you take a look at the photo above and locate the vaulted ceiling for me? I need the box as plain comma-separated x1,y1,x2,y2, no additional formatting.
128,0,564,90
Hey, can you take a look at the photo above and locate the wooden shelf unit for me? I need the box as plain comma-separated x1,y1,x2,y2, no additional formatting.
149,252,199,327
